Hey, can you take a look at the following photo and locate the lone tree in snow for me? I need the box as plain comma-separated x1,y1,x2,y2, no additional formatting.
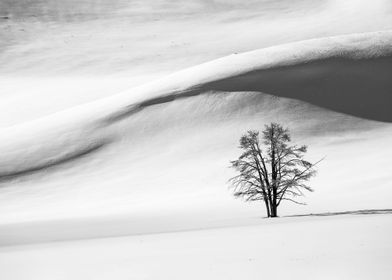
229,123,320,218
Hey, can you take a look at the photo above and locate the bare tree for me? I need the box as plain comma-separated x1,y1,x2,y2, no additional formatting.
229,123,320,218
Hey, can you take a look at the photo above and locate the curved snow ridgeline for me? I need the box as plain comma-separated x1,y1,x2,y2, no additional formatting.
0,31,392,228
1,31,391,180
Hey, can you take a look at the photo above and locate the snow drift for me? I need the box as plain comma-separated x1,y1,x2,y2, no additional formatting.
0,31,391,237
1,31,391,178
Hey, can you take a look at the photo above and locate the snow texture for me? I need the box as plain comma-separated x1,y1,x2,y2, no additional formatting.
0,1,391,279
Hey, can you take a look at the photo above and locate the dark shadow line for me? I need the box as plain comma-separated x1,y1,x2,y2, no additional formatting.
284,208,392,218
0,141,108,183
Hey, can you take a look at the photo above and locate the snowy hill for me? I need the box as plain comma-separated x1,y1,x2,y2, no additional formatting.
1,1,392,279
0,31,391,235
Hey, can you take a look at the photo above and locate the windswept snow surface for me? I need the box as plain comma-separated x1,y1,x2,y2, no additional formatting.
1,214,391,280
0,2,392,278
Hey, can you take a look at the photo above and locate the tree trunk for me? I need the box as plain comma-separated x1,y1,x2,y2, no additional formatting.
270,203,278,217
271,188,278,217
264,199,271,217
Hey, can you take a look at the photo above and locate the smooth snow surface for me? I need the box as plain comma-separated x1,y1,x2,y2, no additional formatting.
1,214,391,280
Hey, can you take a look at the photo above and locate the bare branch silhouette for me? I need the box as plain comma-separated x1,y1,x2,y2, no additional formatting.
229,123,321,218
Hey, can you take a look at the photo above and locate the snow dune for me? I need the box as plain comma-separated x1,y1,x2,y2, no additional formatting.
0,31,391,233
1,2,391,279
1,31,391,178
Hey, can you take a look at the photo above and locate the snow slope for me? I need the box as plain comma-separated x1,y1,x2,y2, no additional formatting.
0,31,391,235
0,0,391,244
0,1,391,279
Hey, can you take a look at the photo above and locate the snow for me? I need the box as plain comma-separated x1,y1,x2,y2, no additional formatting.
1,213,391,280
0,1,391,278
0,31,391,226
